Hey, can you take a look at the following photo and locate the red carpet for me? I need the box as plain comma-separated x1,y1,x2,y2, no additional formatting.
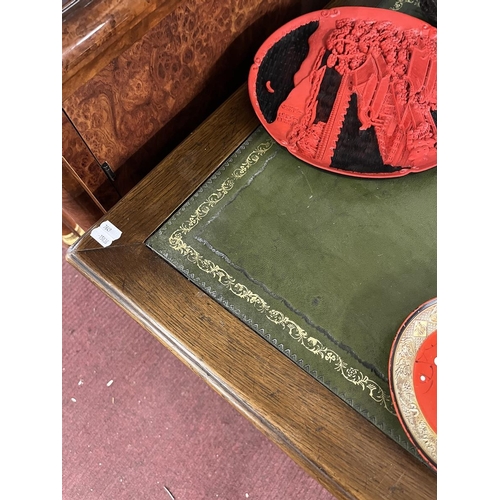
62,245,337,499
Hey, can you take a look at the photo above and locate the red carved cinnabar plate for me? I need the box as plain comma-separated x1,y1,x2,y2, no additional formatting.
248,7,437,178
388,298,437,471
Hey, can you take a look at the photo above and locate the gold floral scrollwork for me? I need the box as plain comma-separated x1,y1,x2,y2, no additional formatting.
391,0,421,11
168,139,396,415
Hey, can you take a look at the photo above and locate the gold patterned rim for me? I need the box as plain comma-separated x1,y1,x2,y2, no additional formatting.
388,297,437,470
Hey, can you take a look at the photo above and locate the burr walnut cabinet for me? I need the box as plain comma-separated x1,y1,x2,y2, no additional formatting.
62,0,326,244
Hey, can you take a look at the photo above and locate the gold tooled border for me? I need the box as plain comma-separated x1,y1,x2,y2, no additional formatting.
391,0,421,11
390,299,437,467
166,138,396,415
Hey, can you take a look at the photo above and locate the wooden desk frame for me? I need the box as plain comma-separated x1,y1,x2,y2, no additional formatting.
67,86,437,500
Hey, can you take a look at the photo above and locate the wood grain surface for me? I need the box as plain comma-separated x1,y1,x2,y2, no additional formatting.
67,85,437,500
62,158,107,234
63,0,321,186
62,0,183,100
62,0,326,235
62,112,120,210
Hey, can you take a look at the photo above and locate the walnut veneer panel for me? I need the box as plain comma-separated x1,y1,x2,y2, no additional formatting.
63,0,324,197
62,0,183,100
67,85,437,500
62,158,105,234
62,112,121,210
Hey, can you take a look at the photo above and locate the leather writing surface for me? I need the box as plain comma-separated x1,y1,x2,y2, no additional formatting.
146,126,436,459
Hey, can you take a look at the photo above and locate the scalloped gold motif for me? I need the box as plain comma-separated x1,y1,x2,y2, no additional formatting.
168,139,396,415
391,300,437,467
391,0,421,11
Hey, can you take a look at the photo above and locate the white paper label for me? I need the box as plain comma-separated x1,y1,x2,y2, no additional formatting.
90,220,122,247
99,220,122,240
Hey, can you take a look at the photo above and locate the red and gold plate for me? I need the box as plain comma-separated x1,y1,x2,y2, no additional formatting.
388,297,437,471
